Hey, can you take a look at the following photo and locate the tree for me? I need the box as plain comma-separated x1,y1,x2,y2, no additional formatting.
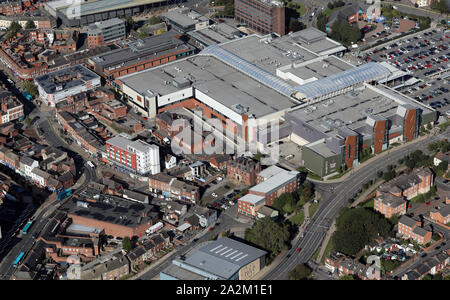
137,31,149,39
273,192,296,214
329,21,361,46
24,20,36,29
24,116,31,126
148,16,162,25
8,21,21,33
3,21,21,40
245,217,290,259
122,236,132,251
288,19,306,33
288,264,312,280
332,207,393,256
23,80,38,98
125,15,135,32
383,169,396,182
339,275,355,280
431,0,449,14
316,12,328,32
436,160,448,174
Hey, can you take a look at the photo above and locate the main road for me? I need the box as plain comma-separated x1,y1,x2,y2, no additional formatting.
264,127,449,279
0,116,97,280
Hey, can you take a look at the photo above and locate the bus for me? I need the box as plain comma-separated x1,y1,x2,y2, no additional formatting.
22,91,33,101
13,252,25,268
57,189,72,201
22,220,33,235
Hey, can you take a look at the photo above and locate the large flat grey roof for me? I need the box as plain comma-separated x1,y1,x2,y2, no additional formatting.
250,170,299,194
48,0,165,17
162,7,209,28
289,85,434,136
181,237,267,279
90,31,192,70
35,65,99,94
118,55,300,118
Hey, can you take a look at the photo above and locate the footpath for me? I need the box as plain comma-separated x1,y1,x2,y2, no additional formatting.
252,202,311,280
309,130,440,184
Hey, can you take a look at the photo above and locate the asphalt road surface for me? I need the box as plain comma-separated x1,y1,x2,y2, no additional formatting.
264,127,450,279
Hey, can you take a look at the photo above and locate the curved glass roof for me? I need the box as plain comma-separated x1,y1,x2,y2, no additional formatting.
293,62,391,99
199,45,295,97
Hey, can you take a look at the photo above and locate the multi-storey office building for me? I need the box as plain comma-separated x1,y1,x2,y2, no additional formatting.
105,135,161,176
235,0,285,36
87,18,126,49
34,65,101,107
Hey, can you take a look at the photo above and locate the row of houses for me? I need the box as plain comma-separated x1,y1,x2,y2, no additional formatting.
398,215,433,245
374,167,433,218
402,251,450,280
0,144,76,192
237,165,302,217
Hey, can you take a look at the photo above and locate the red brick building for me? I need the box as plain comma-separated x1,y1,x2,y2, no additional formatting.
248,169,301,207
226,157,261,186
234,0,285,36
374,192,406,218
398,215,432,245
148,173,200,204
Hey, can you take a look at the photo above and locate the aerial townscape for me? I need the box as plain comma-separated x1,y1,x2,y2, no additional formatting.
0,0,449,284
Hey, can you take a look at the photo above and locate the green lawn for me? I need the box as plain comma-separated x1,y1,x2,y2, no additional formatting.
308,200,320,217
311,247,321,261
323,7,341,18
360,198,375,209
321,239,334,264
288,210,305,226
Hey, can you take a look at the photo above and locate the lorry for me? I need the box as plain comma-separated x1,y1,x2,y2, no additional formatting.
146,222,164,235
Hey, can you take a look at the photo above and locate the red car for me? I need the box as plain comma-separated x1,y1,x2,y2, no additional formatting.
296,248,302,253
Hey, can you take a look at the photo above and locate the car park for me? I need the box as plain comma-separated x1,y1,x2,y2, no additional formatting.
363,28,450,114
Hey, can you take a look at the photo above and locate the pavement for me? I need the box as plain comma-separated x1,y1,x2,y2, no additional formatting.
263,126,450,279
310,127,441,184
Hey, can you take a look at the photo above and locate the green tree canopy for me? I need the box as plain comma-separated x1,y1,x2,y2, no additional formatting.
122,236,132,251
148,16,162,25
431,0,449,13
332,207,393,256
288,264,312,280
24,20,36,29
22,80,38,98
329,21,361,46
245,217,290,258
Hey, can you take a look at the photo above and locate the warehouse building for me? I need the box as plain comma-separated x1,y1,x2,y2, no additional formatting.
34,65,101,107
61,191,160,238
44,0,175,27
88,31,195,83
160,237,267,280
